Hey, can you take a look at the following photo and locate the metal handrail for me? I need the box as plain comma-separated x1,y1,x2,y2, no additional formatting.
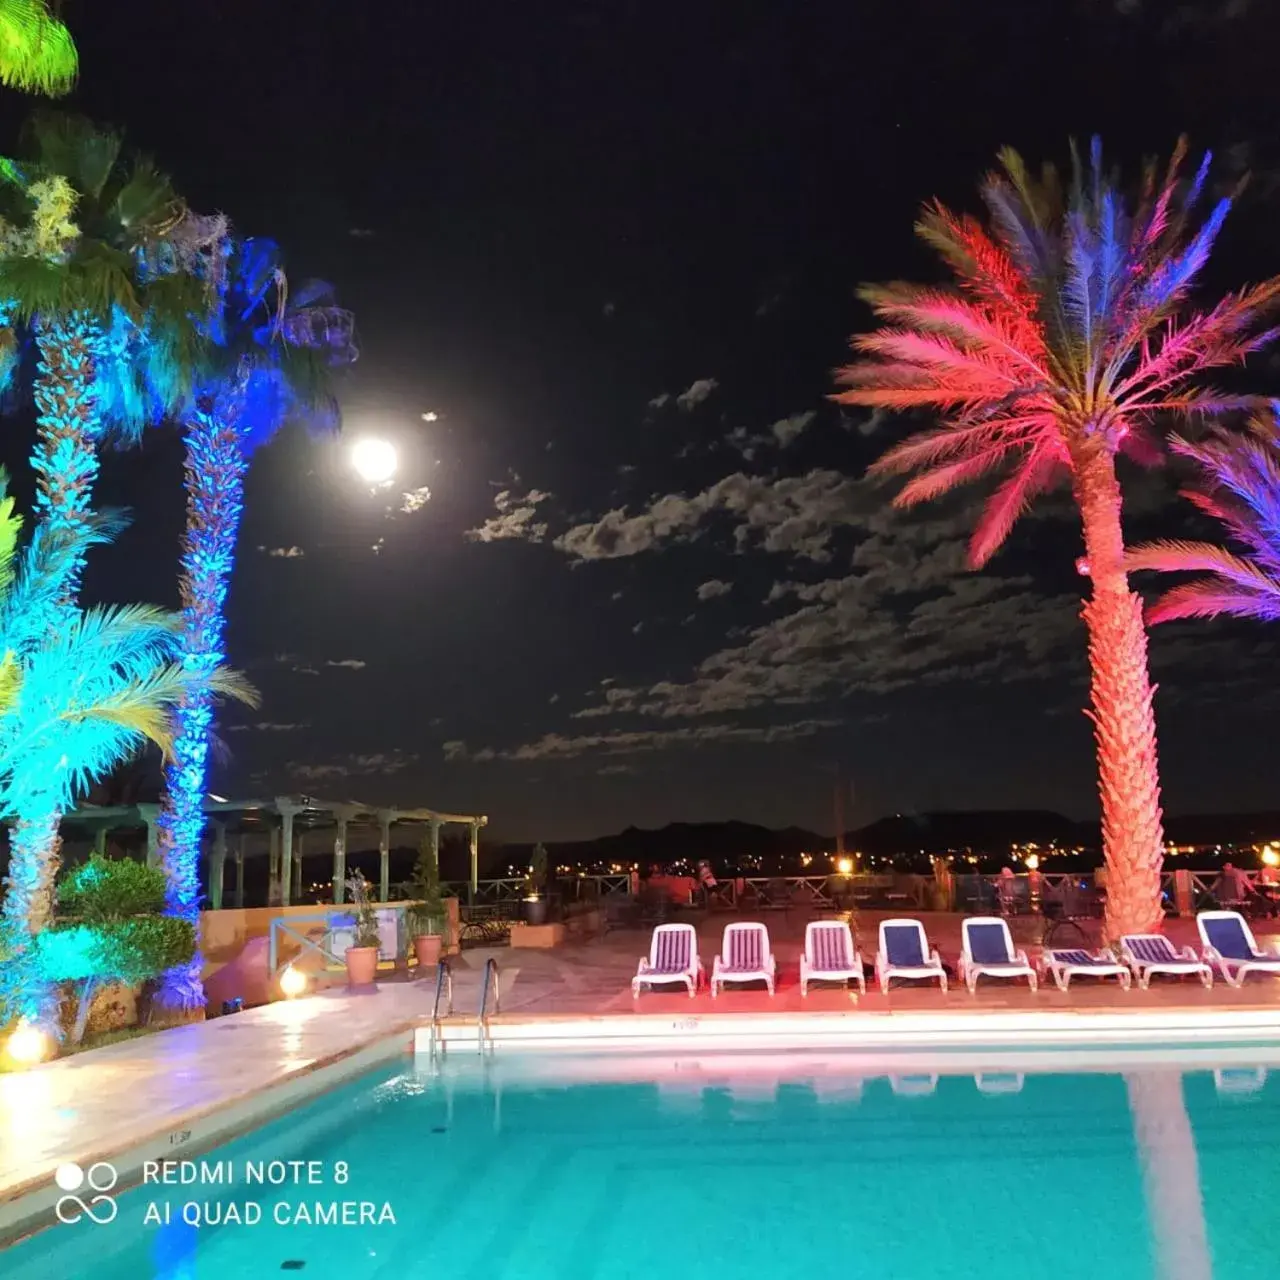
427,959,452,1060
478,957,500,1055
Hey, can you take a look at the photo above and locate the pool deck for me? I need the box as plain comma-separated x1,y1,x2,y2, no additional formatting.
4,910,1280,1241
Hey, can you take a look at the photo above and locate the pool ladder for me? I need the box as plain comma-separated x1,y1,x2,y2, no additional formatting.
427,959,453,1062
478,957,500,1056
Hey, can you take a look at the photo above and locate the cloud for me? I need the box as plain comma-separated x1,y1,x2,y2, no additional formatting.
466,487,553,543
400,486,431,513
445,717,839,763
597,764,636,776
325,659,367,671
647,392,671,410
696,579,732,601
631,621,644,634
261,545,305,559
290,750,419,782
229,721,310,733
769,410,817,448
676,378,718,411
603,301,616,317
552,469,866,563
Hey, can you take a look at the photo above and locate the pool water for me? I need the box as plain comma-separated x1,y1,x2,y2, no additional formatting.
6,1053,1280,1279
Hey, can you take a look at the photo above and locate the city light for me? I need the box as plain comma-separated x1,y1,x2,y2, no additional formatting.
1263,845,1280,868
1024,853,1040,871
836,856,853,876
279,965,308,999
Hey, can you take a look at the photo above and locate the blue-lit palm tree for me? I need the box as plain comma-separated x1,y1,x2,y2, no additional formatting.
153,238,355,1011
0,112,206,935
1126,416,1280,622
0,475,255,1026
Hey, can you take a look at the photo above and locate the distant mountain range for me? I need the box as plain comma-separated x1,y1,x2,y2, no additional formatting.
490,810,1280,866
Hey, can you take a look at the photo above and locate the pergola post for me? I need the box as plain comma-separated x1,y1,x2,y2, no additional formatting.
235,834,245,909
138,803,161,869
210,821,227,911
294,831,305,902
333,817,348,904
268,828,281,905
428,818,441,872
377,810,393,902
276,797,297,907
92,825,108,856
468,820,480,903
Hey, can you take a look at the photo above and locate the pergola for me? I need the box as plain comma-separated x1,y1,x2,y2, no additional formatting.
61,795,488,909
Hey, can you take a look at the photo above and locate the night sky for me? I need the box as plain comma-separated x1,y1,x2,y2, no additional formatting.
2,1,1278,841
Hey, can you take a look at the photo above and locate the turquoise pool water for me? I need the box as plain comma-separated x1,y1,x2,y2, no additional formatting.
6,1053,1280,1279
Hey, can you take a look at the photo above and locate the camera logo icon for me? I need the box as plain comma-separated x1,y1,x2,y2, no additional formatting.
54,1161,119,1226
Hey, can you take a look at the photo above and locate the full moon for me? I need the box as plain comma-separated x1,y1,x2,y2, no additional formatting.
351,437,398,484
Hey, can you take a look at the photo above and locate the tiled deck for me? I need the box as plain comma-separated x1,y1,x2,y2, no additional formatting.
4,910,1280,1241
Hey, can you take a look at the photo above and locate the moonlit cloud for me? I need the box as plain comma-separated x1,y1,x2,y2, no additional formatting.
400,485,432,513
696,579,732,601
675,377,718,411
647,392,671,409
769,410,817,447
261,545,305,559
444,717,839,763
466,487,553,543
290,750,419,782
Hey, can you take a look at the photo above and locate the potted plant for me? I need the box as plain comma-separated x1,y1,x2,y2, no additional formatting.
523,842,549,925
406,835,448,969
343,873,382,987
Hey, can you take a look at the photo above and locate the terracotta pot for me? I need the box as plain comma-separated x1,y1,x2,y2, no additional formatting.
414,934,443,969
523,897,548,925
345,946,379,987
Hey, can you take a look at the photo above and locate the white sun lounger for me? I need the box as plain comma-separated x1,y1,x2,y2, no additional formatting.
958,917,1037,993
1042,948,1132,992
876,918,947,993
800,920,866,996
1120,933,1213,989
710,922,776,997
1197,911,1280,988
632,923,703,998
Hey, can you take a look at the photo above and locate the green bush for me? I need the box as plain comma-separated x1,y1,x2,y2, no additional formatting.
59,855,167,921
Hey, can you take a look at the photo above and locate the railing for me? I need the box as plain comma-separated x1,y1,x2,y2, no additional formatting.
478,957,500,1055
427,959,452,1061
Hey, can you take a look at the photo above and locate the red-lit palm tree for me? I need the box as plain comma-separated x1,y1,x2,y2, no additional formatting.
835,138,1280,938
1127,417,1280,622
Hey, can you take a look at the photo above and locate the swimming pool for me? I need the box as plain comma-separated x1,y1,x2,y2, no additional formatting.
5,1050,1278,1279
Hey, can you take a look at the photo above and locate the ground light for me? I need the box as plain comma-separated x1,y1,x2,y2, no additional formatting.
279,964,308,999
350,437,398,484
4,1018,53,1066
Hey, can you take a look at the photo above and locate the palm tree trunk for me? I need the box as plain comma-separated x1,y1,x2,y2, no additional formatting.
1072,444,1165,940
1125,1071,1212,1280
3,313,104,1032
153,404,247,1014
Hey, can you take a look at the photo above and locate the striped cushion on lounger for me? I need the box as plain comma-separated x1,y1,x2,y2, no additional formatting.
1127,936,1178,965
653,930,690,973
812,926,851,971
729,928,764,971
1054,950,1107,967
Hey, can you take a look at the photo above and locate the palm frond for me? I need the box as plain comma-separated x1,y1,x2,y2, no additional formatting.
0,0,77,97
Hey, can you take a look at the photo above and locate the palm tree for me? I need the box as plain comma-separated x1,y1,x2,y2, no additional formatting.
834,138,1280,938
0,473,256,1026
152,238,354,1012
1126,417,1280,621
0,112,207,933
0,1,76,97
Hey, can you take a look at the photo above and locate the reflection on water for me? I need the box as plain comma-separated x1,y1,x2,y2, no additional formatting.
1126,1071,1212,1280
